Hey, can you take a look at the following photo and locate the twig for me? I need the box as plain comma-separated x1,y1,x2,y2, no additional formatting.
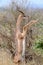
0,32,14,43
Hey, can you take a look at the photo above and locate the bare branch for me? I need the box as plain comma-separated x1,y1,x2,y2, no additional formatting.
0,32,14,43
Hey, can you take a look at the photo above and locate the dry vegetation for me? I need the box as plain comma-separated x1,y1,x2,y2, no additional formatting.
0,8,43,65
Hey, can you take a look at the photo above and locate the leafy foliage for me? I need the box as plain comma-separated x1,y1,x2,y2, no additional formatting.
35,40,43,49
32,39,43,57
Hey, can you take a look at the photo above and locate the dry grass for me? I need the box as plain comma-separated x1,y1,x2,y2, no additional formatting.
0,8,43,65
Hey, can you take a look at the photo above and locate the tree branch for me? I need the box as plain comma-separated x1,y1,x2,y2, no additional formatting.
0,32,14,43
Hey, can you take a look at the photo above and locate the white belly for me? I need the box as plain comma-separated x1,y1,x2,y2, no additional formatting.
22,38,25,57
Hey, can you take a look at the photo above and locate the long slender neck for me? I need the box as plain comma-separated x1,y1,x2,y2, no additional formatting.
16,14,23,32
